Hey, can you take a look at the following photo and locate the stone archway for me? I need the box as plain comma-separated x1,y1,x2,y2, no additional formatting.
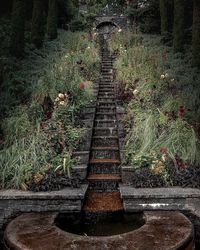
96,21,119,34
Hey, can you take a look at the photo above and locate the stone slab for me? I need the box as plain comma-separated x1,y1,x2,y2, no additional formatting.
120,185,200,199
0,185,88,200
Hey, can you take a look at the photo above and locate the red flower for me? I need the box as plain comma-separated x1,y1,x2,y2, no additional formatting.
80,82,85,89
178,106,185,118
40,122,45,130
160,147,168,153
45,111,52,120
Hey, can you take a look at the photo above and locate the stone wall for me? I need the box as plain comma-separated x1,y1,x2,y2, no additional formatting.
120,185,200,213
0,185,88,230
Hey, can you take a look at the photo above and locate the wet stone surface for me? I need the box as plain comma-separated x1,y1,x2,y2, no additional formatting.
5,211,194,250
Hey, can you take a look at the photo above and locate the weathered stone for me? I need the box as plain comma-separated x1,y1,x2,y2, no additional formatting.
71,165,88,180
0,185,88,230
4,211,194,250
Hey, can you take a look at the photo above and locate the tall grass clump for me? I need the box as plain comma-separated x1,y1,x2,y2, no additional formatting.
109,30,200,169
0,29,100,189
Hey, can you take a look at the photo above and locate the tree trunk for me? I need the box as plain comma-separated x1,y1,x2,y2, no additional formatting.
192,0,200,67
47,0,58,40
160,0,170,37
173,0,186,53
126,0,138,26
31,0,46,48
9,0,25,57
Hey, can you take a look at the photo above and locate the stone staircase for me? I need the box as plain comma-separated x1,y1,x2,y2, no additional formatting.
83,36,123,212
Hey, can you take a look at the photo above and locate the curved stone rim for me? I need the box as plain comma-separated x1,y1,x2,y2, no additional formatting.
96,21,119,30
4,211,194,250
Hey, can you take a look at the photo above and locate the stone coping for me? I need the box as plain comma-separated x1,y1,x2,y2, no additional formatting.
120,185,200,199
0,184,88,200
4,211,194,250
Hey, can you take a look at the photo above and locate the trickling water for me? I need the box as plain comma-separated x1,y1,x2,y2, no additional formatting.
109,127,114,135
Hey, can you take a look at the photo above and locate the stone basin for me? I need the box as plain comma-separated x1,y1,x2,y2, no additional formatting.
5,211,194,250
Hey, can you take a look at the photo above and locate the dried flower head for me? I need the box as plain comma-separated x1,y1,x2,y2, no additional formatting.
58,93,65,100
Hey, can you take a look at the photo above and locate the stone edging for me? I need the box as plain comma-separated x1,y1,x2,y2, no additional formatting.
120,184,200,215
0,185,88,229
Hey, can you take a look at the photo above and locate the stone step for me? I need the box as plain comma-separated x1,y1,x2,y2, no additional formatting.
101,75,113,77
88,173,121,180
101,59,113,61
101,68,113,72
91,146,120,158
96,106,116,113
83,191,123,212
98,88,114,91
98,91,115,95
87,173,121,191
102,64,113,67
94,119,117,127
101,64,113,67
99,80,114,83
101,74,113,78
93,127,118,136
98,92,115,97
99,84,114,88
98,93,115,98
89,162,121,174
101,71,113,75
98,98,115,102
101,67,113,70
97,102,116,107
98,87,114,90
95,112,116,120
100,78,113,82
90,158,120,164
93,129,117,136
92,136,118,147
98,95,115,98
89,158,121,173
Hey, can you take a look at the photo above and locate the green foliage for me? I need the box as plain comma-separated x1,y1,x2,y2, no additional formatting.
0,132,51,189
109,31,200,168
55,151,76,177
70,18,87,32
0,30,100,189
28,101,44,125
2,107,33,147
